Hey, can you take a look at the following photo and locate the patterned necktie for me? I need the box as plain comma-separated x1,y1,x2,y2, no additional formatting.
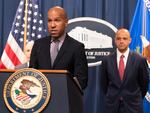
51,40,59,66
119,55,124,80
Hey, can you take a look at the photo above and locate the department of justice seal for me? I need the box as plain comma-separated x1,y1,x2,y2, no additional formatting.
3,68,51,113
67,17,117,67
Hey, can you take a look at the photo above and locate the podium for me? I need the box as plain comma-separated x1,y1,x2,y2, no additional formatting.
0,69,84,113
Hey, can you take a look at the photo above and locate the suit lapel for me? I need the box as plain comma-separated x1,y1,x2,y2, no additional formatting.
44,37,52,68
112,52,122,85
122,51,132,83
112,51,133,86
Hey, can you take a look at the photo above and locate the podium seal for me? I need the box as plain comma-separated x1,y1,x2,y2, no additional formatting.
3,68,51,113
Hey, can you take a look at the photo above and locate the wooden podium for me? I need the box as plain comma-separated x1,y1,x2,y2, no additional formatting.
0,69,83,113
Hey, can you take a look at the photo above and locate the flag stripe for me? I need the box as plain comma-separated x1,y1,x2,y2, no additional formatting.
0,60,6,69
0,33,26,69
7,33,26,64
0,51,15,69
16,95,30,101
5,43,21,66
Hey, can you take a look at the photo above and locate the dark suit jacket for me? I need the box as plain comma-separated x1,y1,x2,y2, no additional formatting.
29,34,88,89
101,51,149,113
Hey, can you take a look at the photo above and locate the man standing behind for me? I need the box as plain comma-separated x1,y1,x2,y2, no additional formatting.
15,41,34,69
101,28,149,113
29,6,88,89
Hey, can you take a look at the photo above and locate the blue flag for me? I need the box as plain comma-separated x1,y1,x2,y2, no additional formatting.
129,0,150,113
129,0,150,53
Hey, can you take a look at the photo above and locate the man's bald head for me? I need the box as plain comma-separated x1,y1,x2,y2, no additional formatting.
115,28,131,39
47,6,68,38
48,6,68,20
115,28,131,53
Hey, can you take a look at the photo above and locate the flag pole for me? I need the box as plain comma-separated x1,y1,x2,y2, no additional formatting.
23,0,28,51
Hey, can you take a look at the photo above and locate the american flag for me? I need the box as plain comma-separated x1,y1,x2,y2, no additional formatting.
16,93,31,102
0,0,46,69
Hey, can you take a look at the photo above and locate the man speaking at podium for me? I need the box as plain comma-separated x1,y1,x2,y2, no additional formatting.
29,6,88,89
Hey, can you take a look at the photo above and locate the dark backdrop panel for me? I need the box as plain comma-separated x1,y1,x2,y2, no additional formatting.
0,0,3,54
0,0,137,57
0,0,137,113
84,65,104,113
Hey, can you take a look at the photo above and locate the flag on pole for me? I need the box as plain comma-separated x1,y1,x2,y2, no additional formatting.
0,0,46,69
129,0,150,113
130,0,150,53
129,0,150,53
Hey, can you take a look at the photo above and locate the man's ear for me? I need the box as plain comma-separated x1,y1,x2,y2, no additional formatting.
65,19,68,27
129,38,132,44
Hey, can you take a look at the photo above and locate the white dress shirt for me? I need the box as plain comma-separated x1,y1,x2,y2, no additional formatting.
116,48,130,69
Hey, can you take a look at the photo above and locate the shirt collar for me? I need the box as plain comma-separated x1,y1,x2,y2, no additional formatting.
117,48,130,58
58,33,66,43
51,33,66,43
